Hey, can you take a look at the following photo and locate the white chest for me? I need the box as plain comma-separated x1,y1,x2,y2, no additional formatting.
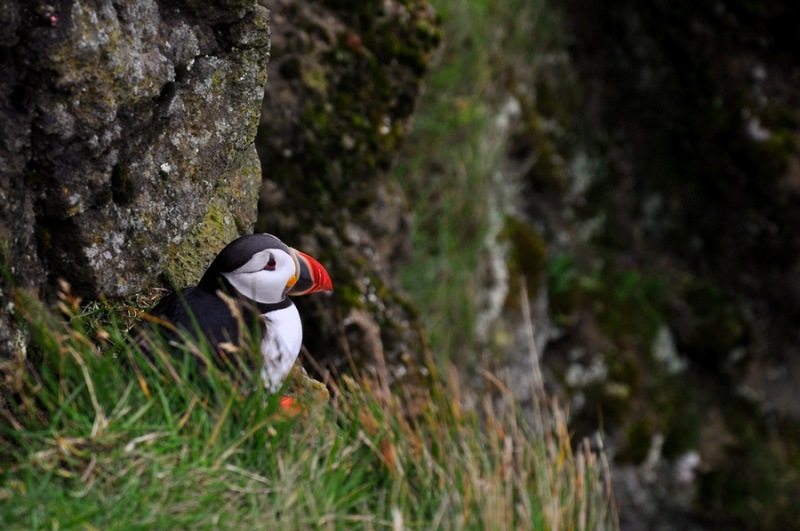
259,303,303,393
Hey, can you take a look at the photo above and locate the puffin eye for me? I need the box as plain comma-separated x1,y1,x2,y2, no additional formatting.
264,254,277,271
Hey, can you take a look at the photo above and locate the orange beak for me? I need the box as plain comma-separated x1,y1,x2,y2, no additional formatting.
288,249,333,295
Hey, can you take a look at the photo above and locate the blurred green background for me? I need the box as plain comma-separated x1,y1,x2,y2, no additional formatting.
397,0,800,529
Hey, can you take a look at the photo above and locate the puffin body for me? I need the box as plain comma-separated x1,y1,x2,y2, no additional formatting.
147,234,332,392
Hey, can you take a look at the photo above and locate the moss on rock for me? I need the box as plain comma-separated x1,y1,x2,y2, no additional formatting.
0,0,271,310
163,145,262,289
255,0,440,375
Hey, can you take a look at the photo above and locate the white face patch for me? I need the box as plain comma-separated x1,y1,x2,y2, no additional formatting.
221,248,297,304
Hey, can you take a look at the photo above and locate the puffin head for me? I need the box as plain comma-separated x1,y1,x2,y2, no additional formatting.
198,234,332,305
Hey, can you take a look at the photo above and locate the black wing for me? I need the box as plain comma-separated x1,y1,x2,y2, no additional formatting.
142,287,265,374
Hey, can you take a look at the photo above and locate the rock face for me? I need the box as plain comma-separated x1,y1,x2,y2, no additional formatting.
0,0,270,358
491,1,800,529
254,0,441,381
559,2,800,529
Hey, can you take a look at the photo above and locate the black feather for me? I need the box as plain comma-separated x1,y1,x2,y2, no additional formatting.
142,284,263,374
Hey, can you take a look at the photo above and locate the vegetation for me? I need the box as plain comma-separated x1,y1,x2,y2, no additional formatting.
0,286,617,530
395,0,558,363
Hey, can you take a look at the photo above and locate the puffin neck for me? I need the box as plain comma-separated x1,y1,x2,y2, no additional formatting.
253,297,293,314
198,273,293,315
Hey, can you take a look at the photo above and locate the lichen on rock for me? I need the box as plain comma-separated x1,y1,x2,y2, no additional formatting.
0,0,270,358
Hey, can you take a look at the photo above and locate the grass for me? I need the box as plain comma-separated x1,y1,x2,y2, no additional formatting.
394,0,559,365
0,285,617,530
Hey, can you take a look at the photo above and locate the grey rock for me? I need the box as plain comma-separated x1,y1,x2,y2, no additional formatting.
0,0,270,358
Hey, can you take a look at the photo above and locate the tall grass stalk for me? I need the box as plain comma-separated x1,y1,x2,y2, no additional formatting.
1,287,616,530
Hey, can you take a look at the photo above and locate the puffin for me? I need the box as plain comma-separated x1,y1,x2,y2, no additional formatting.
144,233,332,392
